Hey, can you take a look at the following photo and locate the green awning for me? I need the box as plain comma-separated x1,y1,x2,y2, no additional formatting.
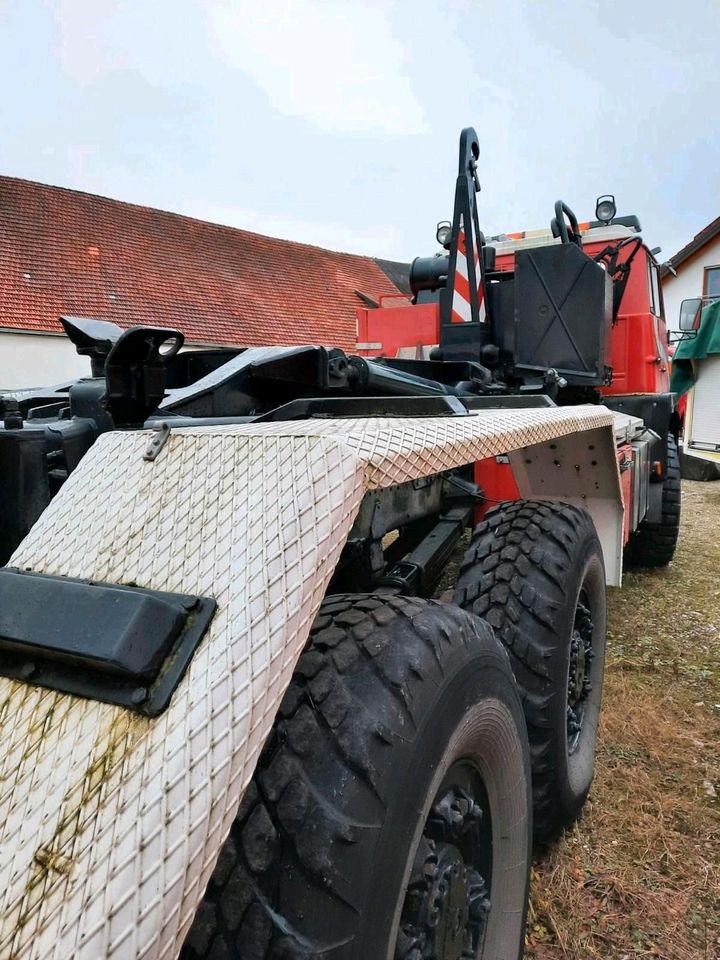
670,299,720,397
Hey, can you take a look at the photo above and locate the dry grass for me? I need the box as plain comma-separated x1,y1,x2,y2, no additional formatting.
525,481,720,959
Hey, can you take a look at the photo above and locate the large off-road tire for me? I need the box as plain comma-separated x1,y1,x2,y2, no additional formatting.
181,594,532,960
454,501,607,843
625,435,681,567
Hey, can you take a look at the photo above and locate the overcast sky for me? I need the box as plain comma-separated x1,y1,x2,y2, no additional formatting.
1,0,718,264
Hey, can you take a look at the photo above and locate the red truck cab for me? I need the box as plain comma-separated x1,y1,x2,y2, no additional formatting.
357,215,677,540
358,221,671,398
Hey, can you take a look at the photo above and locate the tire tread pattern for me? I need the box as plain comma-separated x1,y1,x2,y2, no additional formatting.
454,500,597,840
181,594,500,960
624,435,681,568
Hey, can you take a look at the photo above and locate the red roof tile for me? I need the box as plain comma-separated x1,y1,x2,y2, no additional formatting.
0,177,403,351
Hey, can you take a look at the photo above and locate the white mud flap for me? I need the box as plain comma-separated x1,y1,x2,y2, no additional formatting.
0,408,621,960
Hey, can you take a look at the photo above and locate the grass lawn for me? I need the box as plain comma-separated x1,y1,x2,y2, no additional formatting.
526,480,720,959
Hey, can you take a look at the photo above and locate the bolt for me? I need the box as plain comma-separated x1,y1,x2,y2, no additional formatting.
130,686,148,706
469,894,491,921
20,661,37,680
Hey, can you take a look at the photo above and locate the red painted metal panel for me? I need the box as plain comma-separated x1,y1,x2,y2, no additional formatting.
356,301,440,357
473,457,521,524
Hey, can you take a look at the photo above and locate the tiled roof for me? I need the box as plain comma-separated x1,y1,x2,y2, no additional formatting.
659,215,720,279
0,177,403,351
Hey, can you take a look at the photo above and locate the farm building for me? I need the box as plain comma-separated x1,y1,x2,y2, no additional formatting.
0,177,406,388
661,215,720,327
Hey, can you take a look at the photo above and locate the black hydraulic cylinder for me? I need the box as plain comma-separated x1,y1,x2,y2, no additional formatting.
381,506,471,596
349,357,451,396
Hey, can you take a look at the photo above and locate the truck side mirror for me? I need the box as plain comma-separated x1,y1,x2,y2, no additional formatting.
679,298,702,331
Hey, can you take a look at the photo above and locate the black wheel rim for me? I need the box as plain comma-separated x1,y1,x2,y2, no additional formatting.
566,588,595,754
395,761,492,959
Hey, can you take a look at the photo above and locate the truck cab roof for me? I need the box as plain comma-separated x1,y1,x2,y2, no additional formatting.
490,219,641,257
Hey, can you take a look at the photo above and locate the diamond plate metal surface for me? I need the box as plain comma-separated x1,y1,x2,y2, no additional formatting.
0,406,615,959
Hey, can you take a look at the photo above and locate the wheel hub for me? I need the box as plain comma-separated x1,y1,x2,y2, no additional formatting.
569,629,587,700
567,599,594,751
396,786,490,959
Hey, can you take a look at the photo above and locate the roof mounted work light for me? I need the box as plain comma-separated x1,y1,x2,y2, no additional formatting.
595,195,616,224
436,221,452,247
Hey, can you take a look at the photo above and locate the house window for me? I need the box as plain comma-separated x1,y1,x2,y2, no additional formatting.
704,265,720,299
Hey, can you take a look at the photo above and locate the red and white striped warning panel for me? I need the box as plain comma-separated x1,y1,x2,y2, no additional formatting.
451,215,487,324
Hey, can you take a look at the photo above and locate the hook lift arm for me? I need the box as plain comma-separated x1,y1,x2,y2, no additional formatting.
441,127,487,329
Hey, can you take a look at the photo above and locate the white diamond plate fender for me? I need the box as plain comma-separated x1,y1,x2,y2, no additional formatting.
0,406,620,960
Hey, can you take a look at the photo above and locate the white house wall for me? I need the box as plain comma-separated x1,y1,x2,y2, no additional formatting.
0,332,230,391
662,234,720,330
0,331,90,389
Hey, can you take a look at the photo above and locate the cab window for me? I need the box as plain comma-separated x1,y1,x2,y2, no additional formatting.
647,258,662,317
